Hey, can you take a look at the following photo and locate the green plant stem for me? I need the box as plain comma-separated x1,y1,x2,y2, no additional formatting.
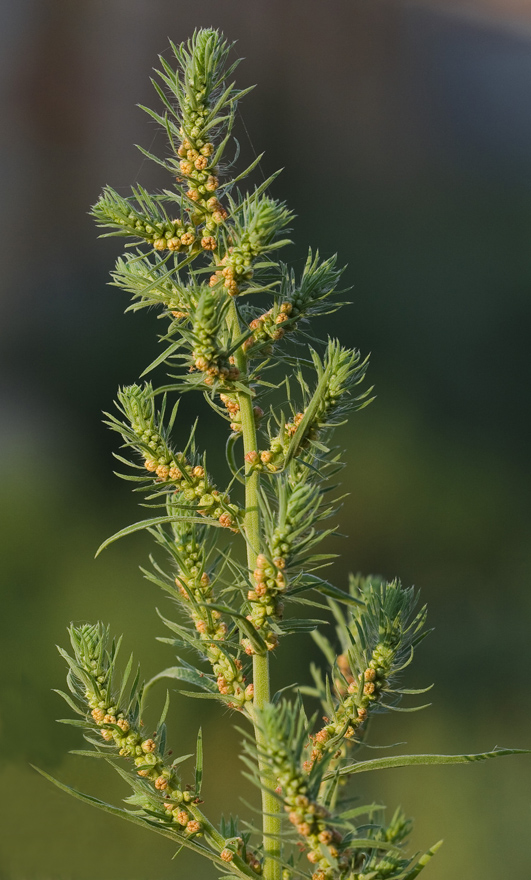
227,297,282,880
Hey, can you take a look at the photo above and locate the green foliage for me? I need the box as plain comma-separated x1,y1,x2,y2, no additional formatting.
44,25,527,880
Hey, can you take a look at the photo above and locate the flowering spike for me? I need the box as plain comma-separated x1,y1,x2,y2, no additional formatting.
47,26,525,880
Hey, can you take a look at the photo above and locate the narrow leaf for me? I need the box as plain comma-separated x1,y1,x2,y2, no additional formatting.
96,514,228,556
328,748,531,780
146,666,218,694
32,767,239,870
69,749,115,759
52,689,84,716
195,727,203,794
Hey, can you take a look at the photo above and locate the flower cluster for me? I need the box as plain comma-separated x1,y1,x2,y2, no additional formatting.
209,247,254,297
242,250,346,357
219,394,263,434
92,185,200,254
244,552,285,652
243,301,293,354
178,142,225,225
254,340,371,473
254,703,353,880
243,479,333,654
219,393,241,431
191,289,239,386
209,194,293,296
219,838,261,873
280,250,345,323
111,252,193,318
108,384,240,529
171,536,253,709
307,579,428,769
285,795,349,880
165,31,238,237
354,808,416,880
257,411,304,473
306,647,392,770
62,624,202,837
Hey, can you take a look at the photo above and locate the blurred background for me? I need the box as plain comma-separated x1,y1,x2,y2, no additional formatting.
1,0,530,877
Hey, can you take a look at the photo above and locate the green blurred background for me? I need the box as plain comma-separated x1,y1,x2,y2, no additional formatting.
1,0,530,877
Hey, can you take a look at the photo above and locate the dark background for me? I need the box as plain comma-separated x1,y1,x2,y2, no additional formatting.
1,1,530,877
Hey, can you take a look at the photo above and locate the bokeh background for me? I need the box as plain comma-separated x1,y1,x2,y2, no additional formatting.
1,0,530,877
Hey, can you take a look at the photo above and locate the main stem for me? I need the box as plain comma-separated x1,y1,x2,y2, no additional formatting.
228,299,282,880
